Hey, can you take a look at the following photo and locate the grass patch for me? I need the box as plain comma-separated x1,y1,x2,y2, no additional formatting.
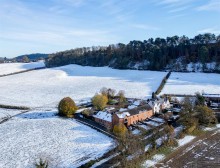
157,146,173,156
189,129,206,136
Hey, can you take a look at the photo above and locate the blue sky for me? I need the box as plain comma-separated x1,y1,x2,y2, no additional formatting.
0,0,220,58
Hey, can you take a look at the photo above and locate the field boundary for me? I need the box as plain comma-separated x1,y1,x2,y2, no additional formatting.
0,104,31,124
0,104,30,110
163,94,195,97
0,109,30,124
0,66,45,77
155,71,171,95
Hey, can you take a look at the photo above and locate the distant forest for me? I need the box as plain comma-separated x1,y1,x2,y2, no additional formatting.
45,33,220,71
15,53,48,62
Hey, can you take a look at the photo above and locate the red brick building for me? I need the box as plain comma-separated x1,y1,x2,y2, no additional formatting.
93,111,112,130
112,104,153,127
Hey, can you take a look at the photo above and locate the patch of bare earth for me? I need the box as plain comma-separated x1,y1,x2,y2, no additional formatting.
156,129,220,168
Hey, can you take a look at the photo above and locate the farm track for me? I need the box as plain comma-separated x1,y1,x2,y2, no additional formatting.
156,128,220,168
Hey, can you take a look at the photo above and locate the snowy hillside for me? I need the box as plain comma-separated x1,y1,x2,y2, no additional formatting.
0,61,45,75
161,72,220,95
186,62,219,72
0,64,166,108
0,110,114,168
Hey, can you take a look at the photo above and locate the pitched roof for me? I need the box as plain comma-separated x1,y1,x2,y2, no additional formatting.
116,112,130,119
116,104,152,118
203,94,220,98
133,100,141,106
93,111,112,122
127,104,152,116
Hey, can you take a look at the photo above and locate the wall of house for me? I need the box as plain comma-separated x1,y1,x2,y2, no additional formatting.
112,114,119,127
112,109,154,127
128,115,138,125
94,118,112,130
161,101,170,109
127,110,153,126
112,114,125,127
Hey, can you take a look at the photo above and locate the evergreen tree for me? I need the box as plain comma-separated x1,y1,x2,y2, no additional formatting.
198,46,209,70
45,34,219,72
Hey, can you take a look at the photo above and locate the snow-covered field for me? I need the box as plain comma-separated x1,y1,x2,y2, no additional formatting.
0,63,167,167
161,72,220,95
0,108,26,122
143,135,196,168
0,110,114,168
0,61,45,75
0,64,166,108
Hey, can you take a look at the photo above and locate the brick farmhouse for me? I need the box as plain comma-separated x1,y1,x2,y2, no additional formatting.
93,104,153,129
112,104,153,127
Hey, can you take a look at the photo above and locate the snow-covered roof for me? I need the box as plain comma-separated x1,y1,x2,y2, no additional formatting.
150,117,165,123
119,108,127,112
93,111,112,122
145,121,161,127
202,94,220,98
173,108,181,113
105,107,115,111
128,105,137,109
210,103,219,107
138,124,151,130
117,104,152,118
116,112,130,119
133,100,141,106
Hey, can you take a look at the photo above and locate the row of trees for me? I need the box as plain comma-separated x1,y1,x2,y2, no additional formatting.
57,88,126,117
45,33,220,71
92,87,126,111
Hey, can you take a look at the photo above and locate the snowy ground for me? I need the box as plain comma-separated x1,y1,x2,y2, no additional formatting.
204,124,220,131
0,109,114,168
143,133,196,167
0,63,166,167
0,61,45,75
0,64,166,108
0,108,27,122
143,136,196,168
177,135,195,147
159,129,220,167
143,154,165,168
161,72,220,95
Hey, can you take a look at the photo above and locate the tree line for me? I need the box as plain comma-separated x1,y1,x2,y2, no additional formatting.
45,33,220,71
